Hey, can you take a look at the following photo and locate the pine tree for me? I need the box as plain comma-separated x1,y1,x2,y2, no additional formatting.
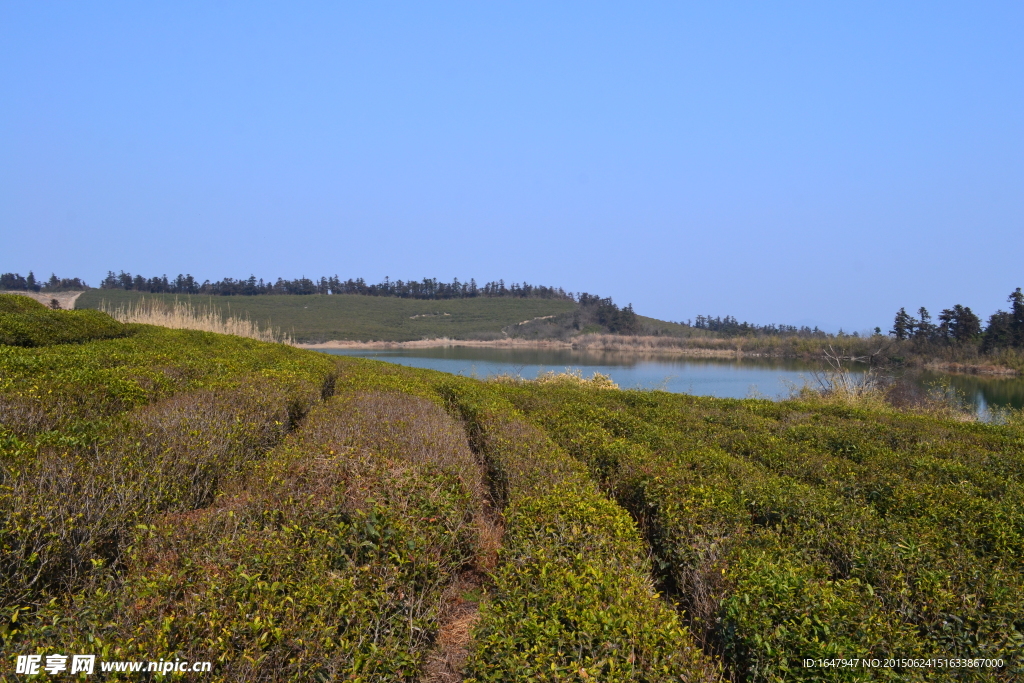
1010,288,1024,347
891,308,914,340
982,311,1014,351
938,305,982,344
914,307,934,340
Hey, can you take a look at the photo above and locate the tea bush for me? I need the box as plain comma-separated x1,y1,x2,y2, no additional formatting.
438,381,720,682
0,325,335,442
8,391,484,681
1,326,337,666
0,294,131,347
493,382,1024,682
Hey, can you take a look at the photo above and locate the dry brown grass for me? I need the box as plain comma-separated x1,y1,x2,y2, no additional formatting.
99,296,292,344
420,572,484,683
490,369,619,390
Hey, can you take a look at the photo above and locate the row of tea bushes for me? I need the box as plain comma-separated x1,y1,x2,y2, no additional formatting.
0,294,131,347
0,377,327,608
438,380,720,683
598,392,1024,677
0,324,336,446
2,324,338,662
611,395,1024,568
494,383,1024,682
10,390,485,681
327,359,721,680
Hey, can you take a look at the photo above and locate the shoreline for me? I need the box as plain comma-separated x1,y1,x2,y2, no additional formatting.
295,337,1019,376
298,337,575,350
295,337,741,357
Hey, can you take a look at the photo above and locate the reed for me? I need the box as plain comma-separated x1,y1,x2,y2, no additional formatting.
100,296,292,344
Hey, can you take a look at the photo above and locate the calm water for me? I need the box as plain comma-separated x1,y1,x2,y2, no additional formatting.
320,346,1024,415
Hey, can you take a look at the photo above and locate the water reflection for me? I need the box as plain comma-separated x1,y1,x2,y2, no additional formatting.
915,370,1024,413
319,347,1024,414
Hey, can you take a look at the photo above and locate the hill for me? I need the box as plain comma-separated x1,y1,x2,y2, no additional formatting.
76,289,578,343
2,310,1022,680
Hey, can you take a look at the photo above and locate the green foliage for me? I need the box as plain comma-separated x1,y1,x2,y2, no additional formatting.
0,328,337,614
7,391,482,681
439,381,719,682
493,382,1024,681
0,293,131,346
0,295,50,314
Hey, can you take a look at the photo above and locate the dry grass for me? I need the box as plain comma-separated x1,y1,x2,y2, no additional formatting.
420,572,484,683
99,296,293,344
490,369,619,390
791,365,980,421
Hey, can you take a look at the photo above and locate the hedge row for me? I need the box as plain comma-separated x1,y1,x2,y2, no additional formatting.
0,324,337,448
327,358,722,680
7,390,485,681
1,326,339,676
494,383,1024,682
437,379,720,682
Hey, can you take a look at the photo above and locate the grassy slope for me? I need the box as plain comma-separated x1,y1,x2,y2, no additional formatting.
637,314,691,335
77,289,577,343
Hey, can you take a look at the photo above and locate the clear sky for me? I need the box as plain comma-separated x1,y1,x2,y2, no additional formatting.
2,2,1021,331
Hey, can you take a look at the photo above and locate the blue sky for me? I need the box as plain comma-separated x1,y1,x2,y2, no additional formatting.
2,2,1021,331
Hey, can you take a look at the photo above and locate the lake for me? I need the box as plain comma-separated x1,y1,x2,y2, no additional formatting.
319,346,1024,416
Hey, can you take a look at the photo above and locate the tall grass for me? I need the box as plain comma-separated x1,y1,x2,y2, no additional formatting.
100,296,292,344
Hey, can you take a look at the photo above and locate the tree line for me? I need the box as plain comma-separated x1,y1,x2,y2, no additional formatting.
0,270,574,300
891,288,1024,351
0,272,89,292
94,271,573,300
689,315,829,338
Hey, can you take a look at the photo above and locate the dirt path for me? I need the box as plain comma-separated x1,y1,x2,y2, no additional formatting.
419,571,484,682
1,290,85,310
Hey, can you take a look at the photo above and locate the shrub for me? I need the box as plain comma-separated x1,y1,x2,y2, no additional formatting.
1,327,337,657
0,294,131,347
0,325,335,439
8,391,485,682
439,381,720,682
494,383,1024,681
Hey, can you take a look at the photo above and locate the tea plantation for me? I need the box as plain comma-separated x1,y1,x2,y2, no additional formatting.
1,302,1020,681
